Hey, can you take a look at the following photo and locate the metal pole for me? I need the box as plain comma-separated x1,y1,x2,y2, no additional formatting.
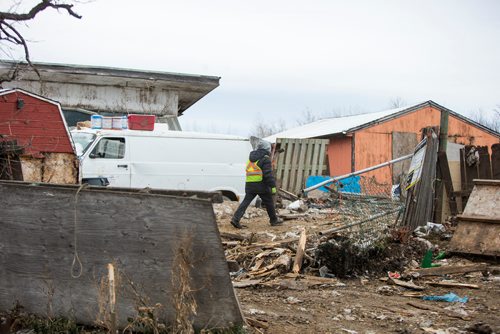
302,153,413,194
318,207,402,235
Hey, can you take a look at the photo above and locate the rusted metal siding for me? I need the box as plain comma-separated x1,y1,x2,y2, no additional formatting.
327,136,352,176
353,106,499,185
0,91,74,156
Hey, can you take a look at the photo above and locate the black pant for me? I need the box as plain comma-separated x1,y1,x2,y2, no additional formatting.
232,192,277,224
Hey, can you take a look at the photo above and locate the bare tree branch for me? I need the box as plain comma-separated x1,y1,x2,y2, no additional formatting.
0,0,82,78
0,1,81,21
388,97,407,109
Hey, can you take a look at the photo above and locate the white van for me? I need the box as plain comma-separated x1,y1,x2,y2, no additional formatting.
70,125,252,201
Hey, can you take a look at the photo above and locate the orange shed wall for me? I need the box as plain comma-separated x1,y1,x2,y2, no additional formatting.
354,106,500,186
327,136,352,176
447,115,499,148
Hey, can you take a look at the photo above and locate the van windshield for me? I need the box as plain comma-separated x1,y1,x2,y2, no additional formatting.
71,132,96,156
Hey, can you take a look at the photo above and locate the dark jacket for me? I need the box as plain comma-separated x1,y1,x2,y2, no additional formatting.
245,148,276,193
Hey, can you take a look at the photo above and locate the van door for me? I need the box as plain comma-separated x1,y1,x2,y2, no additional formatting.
82,136,130,187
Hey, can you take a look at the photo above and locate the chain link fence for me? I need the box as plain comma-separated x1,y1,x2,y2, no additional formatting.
305,159,410,241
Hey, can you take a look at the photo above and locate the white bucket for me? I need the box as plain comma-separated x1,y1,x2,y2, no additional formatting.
102,117,113,129
112,117,123,129
91,115,103,129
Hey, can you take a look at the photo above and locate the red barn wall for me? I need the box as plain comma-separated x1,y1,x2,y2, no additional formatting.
0,90,77,184
0,91,74,157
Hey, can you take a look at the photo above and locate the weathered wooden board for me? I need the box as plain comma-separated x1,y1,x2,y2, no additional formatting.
461,180,500,217
449,218,500,256
449,179,500,257
492,143,500,180
0,181,242,330
1,179,224,203
275,138,329,194
392,132,418,184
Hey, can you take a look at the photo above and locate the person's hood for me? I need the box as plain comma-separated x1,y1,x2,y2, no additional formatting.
249,148,270,162
256,140,271,152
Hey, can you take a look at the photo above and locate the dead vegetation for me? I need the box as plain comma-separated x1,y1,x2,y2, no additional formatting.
170,236,197,334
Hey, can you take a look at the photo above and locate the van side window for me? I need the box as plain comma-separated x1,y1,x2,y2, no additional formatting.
91,138,125,159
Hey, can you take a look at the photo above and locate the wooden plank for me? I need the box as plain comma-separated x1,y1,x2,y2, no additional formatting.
390,278,425,290
0,181,243,329
462,183,500,217
0,180,223,203
460,147,468,207
471,179,500,186
288,139,300,192
302,141,312,183
281,139,294,192
449,179,500,256
464,146,479,192
292,228,307,273
492,143,500,179
477,146,492,179
457,215,500,224
294,141,308,193
310,139,320,176
449,220,500,256
318,140,327,175
275,140,286,183
427,281,480,289
232,279,262,288
411,264,489,277
438,152,458,215
245,317,269,329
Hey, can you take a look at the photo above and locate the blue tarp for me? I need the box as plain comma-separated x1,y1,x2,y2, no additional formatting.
306,175,361,194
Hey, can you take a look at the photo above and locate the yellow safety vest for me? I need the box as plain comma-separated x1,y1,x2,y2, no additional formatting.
246,160,263,182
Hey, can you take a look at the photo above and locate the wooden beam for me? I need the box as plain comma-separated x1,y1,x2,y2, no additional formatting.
456,215,500,224
292,228,307,274
410,264,489,277
427,281,479,289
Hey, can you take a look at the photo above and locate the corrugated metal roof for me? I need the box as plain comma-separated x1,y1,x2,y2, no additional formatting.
265,103,421,142
265,100,500,142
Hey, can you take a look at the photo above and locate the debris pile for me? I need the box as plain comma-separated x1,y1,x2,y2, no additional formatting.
315,234,427,277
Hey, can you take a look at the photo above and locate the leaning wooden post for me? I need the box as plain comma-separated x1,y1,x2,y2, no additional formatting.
434,109,450,223
108,263,116,334
292,228,307,273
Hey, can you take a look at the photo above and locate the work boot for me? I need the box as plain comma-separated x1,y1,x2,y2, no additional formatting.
230,219,247,229
270,218,283,226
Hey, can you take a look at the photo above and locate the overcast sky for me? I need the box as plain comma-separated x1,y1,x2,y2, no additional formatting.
2,0,500,135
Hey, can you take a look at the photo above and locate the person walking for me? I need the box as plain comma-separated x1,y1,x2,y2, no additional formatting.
231,140,283,228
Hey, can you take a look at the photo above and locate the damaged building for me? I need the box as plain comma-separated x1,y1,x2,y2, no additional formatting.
267,101,500,188
0,60,220,129
0,88,77,183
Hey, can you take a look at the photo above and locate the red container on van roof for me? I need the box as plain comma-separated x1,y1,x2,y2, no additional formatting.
128,114,155,131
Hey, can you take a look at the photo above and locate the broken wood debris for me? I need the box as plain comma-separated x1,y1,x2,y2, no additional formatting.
292,228,307,274
409,264,489,277
390,278,425,291
426,281,480,289
245,317,269,329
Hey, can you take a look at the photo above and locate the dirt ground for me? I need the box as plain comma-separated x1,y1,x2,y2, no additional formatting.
215,203,500,334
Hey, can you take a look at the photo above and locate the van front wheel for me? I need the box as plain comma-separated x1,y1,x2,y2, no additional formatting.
221,191,237,202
